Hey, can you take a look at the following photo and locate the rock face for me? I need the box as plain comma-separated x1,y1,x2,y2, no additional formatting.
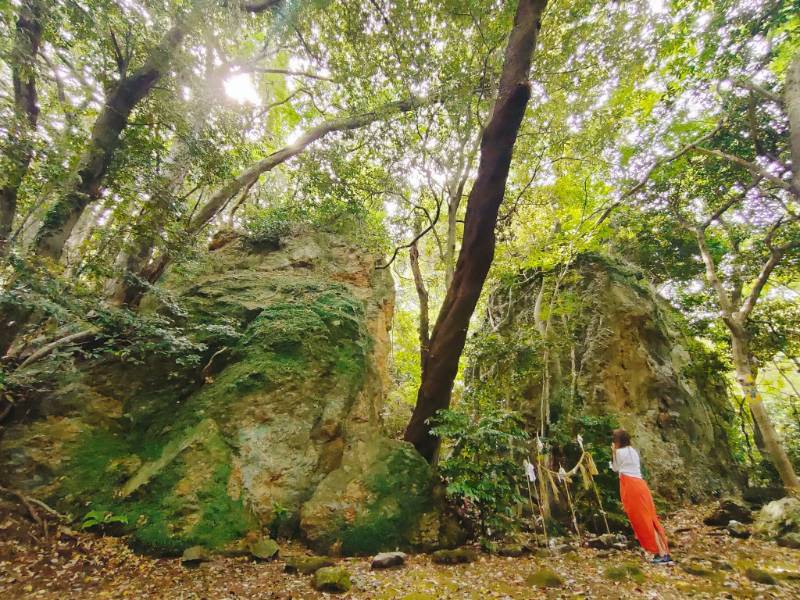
0,230,440,555
300,436,438,555
468,254,739,507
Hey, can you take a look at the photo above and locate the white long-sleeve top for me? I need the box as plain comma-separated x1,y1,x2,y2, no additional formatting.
610,446,643,479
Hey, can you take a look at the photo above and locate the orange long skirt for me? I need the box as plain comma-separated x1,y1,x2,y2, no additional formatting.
619,474,669,554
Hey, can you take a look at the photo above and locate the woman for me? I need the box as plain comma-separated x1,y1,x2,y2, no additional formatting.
610,429,673,565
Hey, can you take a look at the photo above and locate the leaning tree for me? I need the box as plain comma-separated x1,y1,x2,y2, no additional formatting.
404,0,549,462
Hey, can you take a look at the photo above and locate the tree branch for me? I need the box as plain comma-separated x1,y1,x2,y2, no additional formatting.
248,67,333,82
109,27,127,76
190,93,437,233
695,227,735,316
378,196,442,270
15,329,97,370
690,146,798,196
595,123,723,225
702,177,762,230
735,78,782,105
739,248,783,320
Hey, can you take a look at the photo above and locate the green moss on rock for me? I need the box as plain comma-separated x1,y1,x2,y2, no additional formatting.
431,548,477,564
301,438,438,555
248,538,280,561
284,556,336,575
466,252,739,529
526,568,564,588
745,567,777,585
313,566,352,593
1,231,424,558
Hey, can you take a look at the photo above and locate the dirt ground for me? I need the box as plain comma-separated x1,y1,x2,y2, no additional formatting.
1,502,799,599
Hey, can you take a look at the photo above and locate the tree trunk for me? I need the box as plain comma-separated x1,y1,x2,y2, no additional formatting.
404,0,548,462
730,328,800,490
32,15,195,260
125,253,171,307
104,240,155,306
444,132,480,288
786,49,800,193
104,132,195,305
444,194,459,288
409,240,430,364
0,0,42,256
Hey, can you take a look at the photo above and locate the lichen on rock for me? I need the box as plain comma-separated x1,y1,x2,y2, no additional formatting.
300,436,437,555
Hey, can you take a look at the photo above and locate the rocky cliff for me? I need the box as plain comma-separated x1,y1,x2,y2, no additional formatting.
467,254,739,511
0,230,449,555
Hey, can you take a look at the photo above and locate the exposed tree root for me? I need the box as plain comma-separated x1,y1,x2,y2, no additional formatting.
0,485,68,535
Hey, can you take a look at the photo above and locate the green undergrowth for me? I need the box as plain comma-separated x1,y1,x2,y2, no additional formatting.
548,414,631,533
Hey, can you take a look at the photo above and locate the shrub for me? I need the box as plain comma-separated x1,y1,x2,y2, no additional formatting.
243,205,296,248
431,408,528,537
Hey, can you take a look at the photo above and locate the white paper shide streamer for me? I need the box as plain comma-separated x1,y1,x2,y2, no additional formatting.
523,459,537,482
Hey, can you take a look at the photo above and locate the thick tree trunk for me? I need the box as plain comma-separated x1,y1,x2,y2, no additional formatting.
404,0,548,462
730,326,800,490
32,17,194,260
0,1,42,256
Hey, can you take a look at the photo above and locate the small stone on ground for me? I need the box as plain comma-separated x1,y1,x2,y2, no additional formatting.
371,551,407,569
313,566,351,593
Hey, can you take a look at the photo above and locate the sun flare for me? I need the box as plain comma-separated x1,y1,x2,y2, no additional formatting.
223,73,261,105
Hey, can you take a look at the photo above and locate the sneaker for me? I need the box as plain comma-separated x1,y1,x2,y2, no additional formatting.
651,555,674,565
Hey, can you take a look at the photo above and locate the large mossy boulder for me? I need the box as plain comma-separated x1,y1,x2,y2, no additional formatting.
468,254,740,508
0,230,443,555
